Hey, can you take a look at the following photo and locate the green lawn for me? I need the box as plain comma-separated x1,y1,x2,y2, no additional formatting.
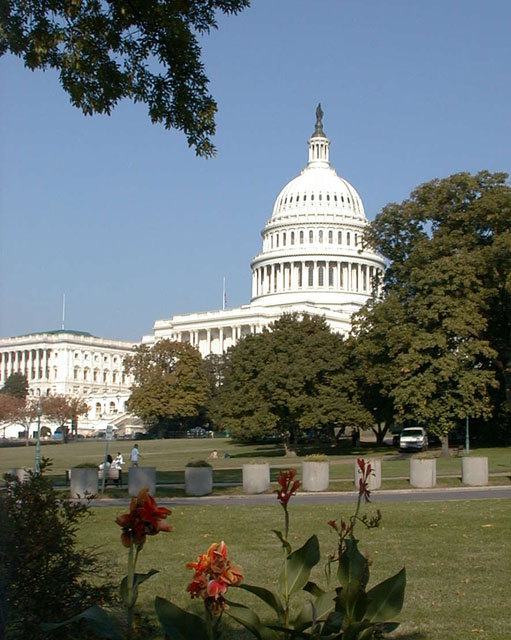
1,438,510,488
77,498,511,640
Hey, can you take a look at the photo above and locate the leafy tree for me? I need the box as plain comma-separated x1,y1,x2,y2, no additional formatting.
0,372,29,399
217,314,370,451
4,397,40,446
0,0,250,157
42,395,89,442
0,460,113,639
0,393,24,438
363,171,511,443
124,339,210,433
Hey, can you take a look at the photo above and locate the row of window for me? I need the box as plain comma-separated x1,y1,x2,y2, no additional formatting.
73,367,127,384
266,229,361,250
74,352,121,364
276,191,362,214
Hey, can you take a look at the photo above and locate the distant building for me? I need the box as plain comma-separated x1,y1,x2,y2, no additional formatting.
0,330,136,436
144,106,385,354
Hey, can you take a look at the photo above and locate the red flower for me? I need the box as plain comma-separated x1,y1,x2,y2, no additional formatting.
187,541,243,612
357,458,373,503
115,487,172,548
275,469,300,507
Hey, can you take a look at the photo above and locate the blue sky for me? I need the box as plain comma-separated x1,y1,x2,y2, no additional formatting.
1,0,510,341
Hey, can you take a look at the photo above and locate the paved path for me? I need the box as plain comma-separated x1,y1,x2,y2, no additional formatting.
89,484,511,508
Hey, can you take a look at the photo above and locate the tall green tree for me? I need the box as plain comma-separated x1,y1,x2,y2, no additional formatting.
0,0,250,157
124,339,210,432
217,314,370,450
0,373,29,399
363,171,511,442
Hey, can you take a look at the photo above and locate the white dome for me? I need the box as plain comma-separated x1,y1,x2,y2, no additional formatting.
271,166,366,222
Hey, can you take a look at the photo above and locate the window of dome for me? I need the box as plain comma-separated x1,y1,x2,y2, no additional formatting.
329,265,334,287
347,232,351,245
296,195,300,202
354,233,358,246
328,230,333,243
318,266,324,286
300,230,304,244
276,234,279,247
271,236,274,248
327,194,330,201
309,230,313,243
341,196,344,202
319,230,323,243
338,231,342,243
303,194,307,201
283,232,286,246
334,194,338,202
319,194,322,201
347,197,351,204
308,264,313,287
291,232,295,245
298,264,302,287
290,196,293,203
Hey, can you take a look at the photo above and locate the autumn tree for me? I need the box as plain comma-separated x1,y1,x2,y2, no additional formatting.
0,0,249,157
0,394,24,438
362,170,511,444
0,373,29,399
216,314,371,451
42,395,89,442
124,339,210,434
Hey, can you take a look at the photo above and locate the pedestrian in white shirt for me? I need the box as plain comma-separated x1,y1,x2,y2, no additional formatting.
130,444,140,467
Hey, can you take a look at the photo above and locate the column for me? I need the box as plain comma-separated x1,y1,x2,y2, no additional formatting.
219,328,224,354
207,329,211,354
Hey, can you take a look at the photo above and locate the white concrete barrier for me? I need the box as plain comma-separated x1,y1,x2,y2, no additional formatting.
410,458,436,488
302,461,329,491
243,463,270,494
70,468,98,499
128,467,156,497
185,466,213,496
461,457,488,486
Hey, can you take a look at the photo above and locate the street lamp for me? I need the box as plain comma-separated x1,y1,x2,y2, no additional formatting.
465,415,470,455
35,399,43,473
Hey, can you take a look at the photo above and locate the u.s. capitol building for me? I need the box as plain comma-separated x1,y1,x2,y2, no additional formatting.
144,106,385,355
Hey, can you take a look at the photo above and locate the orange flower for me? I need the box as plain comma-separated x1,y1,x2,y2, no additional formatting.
115,487,172,548
187,541,243,612
275,469,300,507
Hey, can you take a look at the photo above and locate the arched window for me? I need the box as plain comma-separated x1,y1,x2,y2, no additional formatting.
300,230,304,244
309,230,313,243
276,234,279,247
291,231,295,245
308,264,314,287
109,401,116,414
318,266,324,286
95,402,101,418
347,232,351,245
329,264,334,287
319,230,323,243
297,264,303,287
338,231,342,244
328,230,333,243
283,232,286,245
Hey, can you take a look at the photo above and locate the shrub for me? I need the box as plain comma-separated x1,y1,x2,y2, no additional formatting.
0,459,113,639
185,460,212,468
304,453,329,462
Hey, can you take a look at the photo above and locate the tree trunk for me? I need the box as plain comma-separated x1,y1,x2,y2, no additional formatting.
441,435,450,457
371,422,389,446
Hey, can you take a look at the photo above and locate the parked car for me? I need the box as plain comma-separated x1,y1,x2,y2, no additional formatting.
399,427,428,452
187,426,208,438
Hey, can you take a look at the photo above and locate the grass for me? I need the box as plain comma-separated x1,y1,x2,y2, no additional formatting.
76,498,511,640
1,438,510,489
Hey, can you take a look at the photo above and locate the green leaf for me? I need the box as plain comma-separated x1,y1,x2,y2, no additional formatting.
41,605,123,639
343,620,375,640
155,596,209,640
303,580,325,597
338,539,370,623
235,583,284,618
281,534,320,596
272,528,292,555
365,567,406,622
226,601,280,640
120,569,159,606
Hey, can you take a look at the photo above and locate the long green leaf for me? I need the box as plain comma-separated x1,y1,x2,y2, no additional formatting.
41,605,123,639
282,534,320,596
365,567,406,622
120,569,159,606
303,580,325,597
155,596,209,640
226,601,280,640
272,528,292,555
235,583,284,618
293,588,337,632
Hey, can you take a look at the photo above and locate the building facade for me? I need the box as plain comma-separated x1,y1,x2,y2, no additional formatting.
145,106,385,355
0,330,136,435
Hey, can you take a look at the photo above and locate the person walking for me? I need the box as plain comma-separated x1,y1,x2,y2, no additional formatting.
130,444,141,467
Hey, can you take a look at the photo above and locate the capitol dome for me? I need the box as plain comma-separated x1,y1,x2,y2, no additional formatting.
250,105,385,313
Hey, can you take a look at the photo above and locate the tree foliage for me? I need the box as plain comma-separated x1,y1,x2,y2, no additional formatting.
0,460,113,639
0,372,29,399
0,0,250,157
42,395,89,440
359,170,511,438
215,314,371,446
124,338,210,428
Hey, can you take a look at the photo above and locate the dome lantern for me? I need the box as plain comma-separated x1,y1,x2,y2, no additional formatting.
308,103,330,169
